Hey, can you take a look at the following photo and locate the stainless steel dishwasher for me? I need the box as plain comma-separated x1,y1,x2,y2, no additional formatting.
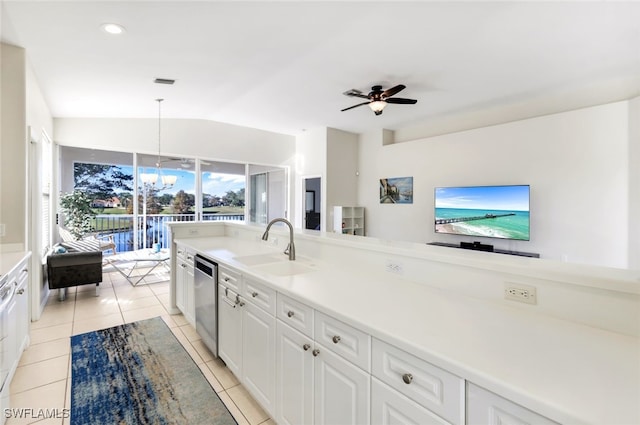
194,255,218,357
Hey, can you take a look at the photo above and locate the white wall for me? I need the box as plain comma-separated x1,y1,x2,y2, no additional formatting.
357,101,632,269
629,97,640,269
26,58,54,320
326,128,359,233
54,117,295,166
0,43,26,248
294,127,327,229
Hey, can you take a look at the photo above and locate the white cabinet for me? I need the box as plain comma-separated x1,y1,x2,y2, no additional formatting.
372,338,464,425
218,284,243,378
275,302,371,425
314,342,370,425
276,320,314,425
372,377,449,425
218,270,277,416
14,264,29,357
175,244,195,325
1,253,30,425
333,206,365,236
242,300,276,415
467,383,559,425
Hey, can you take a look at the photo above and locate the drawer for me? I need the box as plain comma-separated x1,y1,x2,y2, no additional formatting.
314,310,370,371
372,338,464,425
219,265,242,292
467,383,559,425
243,277,276,315
277,294,314,338
176,245,187,260
371,377,449,425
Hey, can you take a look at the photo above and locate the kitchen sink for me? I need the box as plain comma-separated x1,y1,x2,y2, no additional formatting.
233,253,288,266
252,261,317,277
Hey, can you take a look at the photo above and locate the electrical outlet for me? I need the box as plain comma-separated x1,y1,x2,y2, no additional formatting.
504,283,537,304
385,260,403,274
188,228,199,235
271,237,278,246
0,223,4,237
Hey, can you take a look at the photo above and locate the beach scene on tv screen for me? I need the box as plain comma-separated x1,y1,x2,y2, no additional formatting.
435,185,530,241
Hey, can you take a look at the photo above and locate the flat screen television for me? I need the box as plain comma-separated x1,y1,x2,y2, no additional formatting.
434,185,530,241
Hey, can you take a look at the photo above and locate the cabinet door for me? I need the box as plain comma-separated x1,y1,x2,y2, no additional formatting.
314,344,370,425
276,320,314,425
218,284,242,378
175,263,185,312
242,301,276,416
184,264,195,325
467,383,559,425
371,378,449,425
15,268,29,355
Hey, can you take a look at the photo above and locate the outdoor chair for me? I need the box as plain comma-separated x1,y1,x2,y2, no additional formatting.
47,250,102,301
58,225,117,255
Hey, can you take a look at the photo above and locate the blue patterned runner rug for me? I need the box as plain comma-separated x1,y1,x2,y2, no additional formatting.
71,316,237,425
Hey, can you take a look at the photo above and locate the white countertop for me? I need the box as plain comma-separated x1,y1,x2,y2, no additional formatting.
0,251,30,277
176,236,640,425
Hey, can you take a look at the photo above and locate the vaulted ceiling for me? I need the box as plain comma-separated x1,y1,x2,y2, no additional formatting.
2,1,639,136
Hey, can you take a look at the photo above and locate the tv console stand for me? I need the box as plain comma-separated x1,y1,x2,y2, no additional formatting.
427,241,540,258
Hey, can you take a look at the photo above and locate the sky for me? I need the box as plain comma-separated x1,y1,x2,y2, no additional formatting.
435,185,530,211
107,165,245,197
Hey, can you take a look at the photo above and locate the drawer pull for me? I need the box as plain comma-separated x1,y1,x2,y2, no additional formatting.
287,310,295,318
17,289,25,295
312,349,320,357
222,297,236,308
332,335,341,344
224,277,230,282
402,373,413,384
251,291,258,298
303,344,311,351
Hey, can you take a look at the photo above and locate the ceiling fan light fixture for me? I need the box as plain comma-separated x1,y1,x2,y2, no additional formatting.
369,100,387,115
161,174,178,186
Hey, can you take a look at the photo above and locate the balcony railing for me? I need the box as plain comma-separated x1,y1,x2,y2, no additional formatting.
93,213,244,253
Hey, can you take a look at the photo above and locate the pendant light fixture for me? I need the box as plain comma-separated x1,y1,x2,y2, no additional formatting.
140,98,177,188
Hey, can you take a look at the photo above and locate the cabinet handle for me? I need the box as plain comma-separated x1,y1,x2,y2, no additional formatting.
402,373,413,384
303,344,311,351
332,335,341,344
21,268,28,273
180,263,186,268
17,289,25,295
251,292,258,298
224,277,230,282
238,301,245,307
222,297,236,308
287,310,295,318
312,349,320,357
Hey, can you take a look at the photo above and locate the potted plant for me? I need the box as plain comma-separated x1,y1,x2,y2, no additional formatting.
59,190,96,238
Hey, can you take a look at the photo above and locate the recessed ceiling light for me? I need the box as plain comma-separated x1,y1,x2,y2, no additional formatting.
100,23,125,35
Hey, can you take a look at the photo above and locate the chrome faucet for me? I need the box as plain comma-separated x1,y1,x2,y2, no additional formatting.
262,218,296,260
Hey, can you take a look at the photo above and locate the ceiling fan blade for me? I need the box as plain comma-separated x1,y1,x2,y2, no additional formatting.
385,97,417,104
382,84,406,98
341,101,371,112
343,89,370,99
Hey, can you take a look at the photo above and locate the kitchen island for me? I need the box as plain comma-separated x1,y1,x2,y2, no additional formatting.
167,221,640,425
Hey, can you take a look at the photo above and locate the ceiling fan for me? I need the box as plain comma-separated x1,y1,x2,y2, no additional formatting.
341,84,417,115
159,158,211,168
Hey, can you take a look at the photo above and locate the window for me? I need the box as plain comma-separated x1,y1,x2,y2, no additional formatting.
201,161,246,222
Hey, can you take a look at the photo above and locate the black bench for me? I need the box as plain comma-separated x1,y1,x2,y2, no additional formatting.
47,250,102,301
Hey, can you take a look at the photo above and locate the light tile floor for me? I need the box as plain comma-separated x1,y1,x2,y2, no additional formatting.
8,265,274,425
